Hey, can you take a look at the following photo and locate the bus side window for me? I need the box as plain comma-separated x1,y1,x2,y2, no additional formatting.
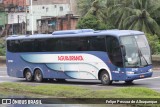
76,38,88,51
88,37,106,51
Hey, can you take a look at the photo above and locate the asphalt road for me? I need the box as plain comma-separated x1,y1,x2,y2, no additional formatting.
0,67,160,91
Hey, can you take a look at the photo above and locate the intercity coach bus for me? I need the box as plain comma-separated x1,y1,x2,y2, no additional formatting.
6,29,153,85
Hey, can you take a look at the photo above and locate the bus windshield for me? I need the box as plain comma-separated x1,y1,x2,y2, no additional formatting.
120,35,152,68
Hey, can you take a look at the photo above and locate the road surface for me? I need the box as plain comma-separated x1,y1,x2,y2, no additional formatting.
0,67,160,91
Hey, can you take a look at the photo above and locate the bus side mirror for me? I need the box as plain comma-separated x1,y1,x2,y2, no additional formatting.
120,45,126,56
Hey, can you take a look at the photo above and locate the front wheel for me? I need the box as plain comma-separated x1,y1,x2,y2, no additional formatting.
100,71,112,85
34,69,43,82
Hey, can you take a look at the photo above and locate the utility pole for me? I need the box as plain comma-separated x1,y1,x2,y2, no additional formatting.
30,0,33,35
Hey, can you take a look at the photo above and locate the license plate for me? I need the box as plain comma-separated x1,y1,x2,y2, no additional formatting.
140,75,145,78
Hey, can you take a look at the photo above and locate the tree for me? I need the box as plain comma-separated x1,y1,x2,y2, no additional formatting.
77,0,115,29
78,0,108,21
77,0,95,16
109,0,160,36
77,14,107,30
146,33,160,55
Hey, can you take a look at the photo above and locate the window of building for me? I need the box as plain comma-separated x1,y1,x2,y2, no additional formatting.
60,6,63,11
46,7,49,12
27,19,29,26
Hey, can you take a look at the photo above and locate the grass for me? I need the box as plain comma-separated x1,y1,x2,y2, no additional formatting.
0,82,160,98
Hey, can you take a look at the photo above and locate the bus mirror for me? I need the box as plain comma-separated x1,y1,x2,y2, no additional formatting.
120,45,126,56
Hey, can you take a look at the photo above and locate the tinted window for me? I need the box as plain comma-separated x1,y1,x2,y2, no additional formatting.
7,40,21,52
46,39,62,52
88,37,106,51
21,39,34,52
7,36,107,52
106,36,123,67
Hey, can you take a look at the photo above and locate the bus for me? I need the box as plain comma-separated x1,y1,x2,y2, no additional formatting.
6,29,153,85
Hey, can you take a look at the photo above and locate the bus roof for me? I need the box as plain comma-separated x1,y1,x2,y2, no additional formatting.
6,29,144,40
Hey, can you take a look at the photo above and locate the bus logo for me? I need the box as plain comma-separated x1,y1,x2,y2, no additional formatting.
58,56,84,61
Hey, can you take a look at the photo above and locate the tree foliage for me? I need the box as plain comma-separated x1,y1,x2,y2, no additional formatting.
146,34,160,55
0,39,5,56
77,14,108,30
77,0,160,36
109,0,160,36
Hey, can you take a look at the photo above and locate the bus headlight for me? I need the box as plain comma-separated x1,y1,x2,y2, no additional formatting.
127,71,135,74
148,69,153,72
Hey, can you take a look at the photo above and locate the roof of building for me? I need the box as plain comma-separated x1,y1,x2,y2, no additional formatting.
6,29,144,40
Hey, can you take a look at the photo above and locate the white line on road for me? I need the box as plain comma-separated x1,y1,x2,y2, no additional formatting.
135,76,160,81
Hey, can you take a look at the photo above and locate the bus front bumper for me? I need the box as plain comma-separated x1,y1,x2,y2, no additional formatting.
125,71,153,81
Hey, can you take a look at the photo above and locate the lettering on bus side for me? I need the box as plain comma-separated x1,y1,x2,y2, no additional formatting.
58,56,84,61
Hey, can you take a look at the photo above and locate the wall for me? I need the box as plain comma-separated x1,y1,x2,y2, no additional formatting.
3,0,27,6
32,0,70,5
8,12,26,24
70,0,78,15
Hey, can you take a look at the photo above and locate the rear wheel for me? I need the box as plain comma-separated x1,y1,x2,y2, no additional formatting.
34,69,43,82
24,69,33,82
100,70,112,85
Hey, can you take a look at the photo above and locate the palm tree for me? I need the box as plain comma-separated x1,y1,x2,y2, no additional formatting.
109,0,160,35
77,0,95,16
78,0,107,17
78,0,110,26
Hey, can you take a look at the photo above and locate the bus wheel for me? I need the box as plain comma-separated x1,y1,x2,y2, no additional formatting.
24,69,33,82
100,71,112,85
125,80,133,84
34,69,43,82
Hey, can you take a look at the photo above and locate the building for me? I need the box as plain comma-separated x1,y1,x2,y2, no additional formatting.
32,0,77,15
69,0,78,15
32,0,70,5
1,0,78,35
3,0,28,7
27,0,71,33
0,0,28,36
37,14,79,34
7,12,26,35
0,0,3,3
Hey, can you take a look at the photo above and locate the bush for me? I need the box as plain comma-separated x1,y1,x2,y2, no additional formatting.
77,14,108,30
146,33,160,55
0,39,6,56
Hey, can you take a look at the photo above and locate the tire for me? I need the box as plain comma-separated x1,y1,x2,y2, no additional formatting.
100,71,112,85
125,80,133,84
24,69,33,82
34,69,43,82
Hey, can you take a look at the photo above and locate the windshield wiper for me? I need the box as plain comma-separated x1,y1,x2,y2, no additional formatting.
133,36,149,67
138,49,149,66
